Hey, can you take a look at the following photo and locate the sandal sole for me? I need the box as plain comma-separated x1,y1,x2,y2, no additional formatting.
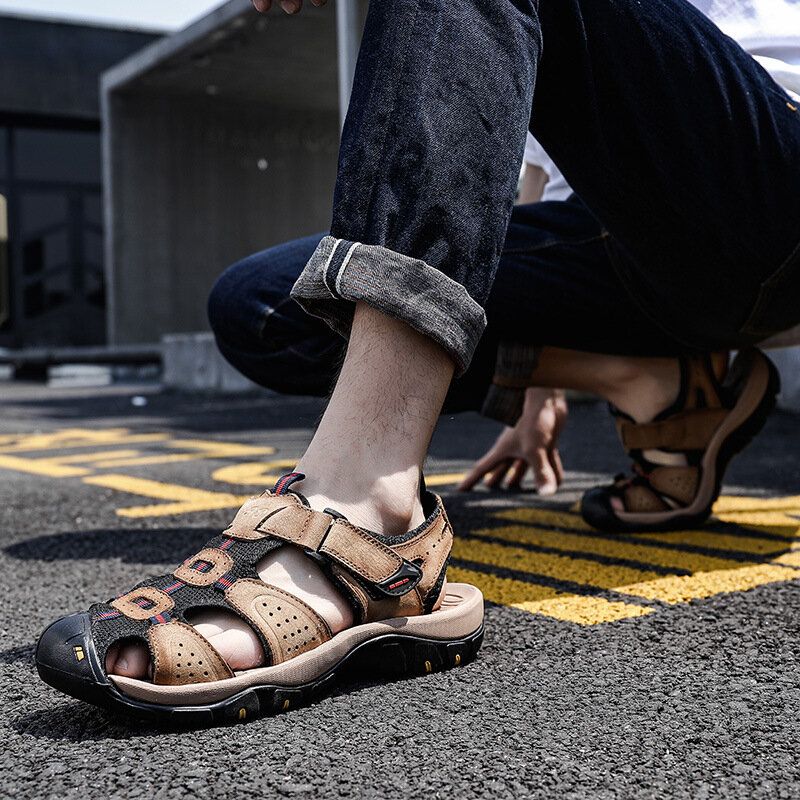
38,625,484,726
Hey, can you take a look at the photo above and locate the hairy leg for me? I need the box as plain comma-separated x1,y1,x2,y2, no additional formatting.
108,304,454,677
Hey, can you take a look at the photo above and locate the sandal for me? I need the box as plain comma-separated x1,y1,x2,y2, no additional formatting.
581,349,780,533
36,473,484,724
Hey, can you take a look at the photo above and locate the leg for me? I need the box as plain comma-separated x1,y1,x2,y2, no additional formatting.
530,0,800,347
208,234,343,397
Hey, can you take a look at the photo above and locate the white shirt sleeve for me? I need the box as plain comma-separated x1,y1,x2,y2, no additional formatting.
522,132,574,203
524,132,552,175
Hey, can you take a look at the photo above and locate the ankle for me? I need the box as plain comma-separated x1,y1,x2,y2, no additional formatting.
293,467,425,535
603,357,680,423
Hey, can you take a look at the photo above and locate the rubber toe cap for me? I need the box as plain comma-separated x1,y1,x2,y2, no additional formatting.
36,612,107,691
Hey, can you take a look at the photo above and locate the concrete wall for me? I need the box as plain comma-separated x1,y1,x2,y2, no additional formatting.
105,93,338,344
103,2,343,345
0,15,159,120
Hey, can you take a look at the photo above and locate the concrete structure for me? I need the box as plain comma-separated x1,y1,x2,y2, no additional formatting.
0,14,160,349
102,0,367,346
162,332,256,393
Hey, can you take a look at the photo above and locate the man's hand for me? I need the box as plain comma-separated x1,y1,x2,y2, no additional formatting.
459,388,567,495
252,0,327,14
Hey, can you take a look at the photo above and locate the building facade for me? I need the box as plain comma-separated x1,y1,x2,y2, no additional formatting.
0,14,159,348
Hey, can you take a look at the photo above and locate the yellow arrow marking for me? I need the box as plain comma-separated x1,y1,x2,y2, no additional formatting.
83,474,249,518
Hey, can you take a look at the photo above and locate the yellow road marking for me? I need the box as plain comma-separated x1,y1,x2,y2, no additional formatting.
46,449,143,464
713,495,800,513
616,562,799,604
452,537,662,590
772,549,800,568
83,474,248,518
632,529,796,556
212,459,299,486
449,566,652,625
498,504,799,555
497,507,594,531
424,473,466,487
0,428,168,453
0,453,92,478
92,439,274,468
472,524,743,573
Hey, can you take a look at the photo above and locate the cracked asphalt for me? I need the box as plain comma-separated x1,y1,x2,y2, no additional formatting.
0,381,798,800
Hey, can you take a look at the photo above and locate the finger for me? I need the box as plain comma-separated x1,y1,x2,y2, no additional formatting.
485,459,513,489
280,0,302,13
532,448,558,496
252,0,272,11
550,447,565,487
506,458,529,491
458,451,504,491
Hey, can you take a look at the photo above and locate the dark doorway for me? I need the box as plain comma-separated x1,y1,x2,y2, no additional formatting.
0,120,105,348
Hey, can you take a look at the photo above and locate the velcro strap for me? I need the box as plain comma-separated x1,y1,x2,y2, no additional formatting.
618,408,728,452
319,519,421,596
225,494,332,548
225,494,421,597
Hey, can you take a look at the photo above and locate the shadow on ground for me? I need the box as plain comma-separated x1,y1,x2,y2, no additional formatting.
4,528,217,565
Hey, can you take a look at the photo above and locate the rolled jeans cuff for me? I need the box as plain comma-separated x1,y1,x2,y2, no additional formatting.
290,236,487,375
481,343,542,426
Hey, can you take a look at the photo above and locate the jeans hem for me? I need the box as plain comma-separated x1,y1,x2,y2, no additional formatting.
290,236,487,375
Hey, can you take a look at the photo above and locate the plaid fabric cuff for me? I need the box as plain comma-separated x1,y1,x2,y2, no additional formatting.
290,236,487,376
481,343,541,426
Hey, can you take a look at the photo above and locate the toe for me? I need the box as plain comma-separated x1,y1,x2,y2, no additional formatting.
106,641,151,678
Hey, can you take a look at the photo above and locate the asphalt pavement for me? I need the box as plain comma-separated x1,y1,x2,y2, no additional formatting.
1,381,798,800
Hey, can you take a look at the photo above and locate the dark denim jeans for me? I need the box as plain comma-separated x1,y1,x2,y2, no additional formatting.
210,196,711,414
286,0,800,375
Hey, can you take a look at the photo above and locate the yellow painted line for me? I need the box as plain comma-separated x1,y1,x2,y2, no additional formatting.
82,474,248,518
631,528,797,556
424,472,466,487
772,549,800,568
0,453,91,478
497,499,799,554
47,449,142,464
212,460,299,486
616,563,799,604
0,428,168,453
451,537,662,590
473,524,742,573
714,512,799,538
448,566,652,625
496,507,594,531
713,495,800,514
92,439,274,468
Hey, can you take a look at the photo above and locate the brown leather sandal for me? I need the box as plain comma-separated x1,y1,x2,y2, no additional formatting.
36,474,484,724
581,349,780,533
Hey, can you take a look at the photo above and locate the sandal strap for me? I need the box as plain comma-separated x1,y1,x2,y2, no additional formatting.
149,619,234,686
622,483,672,513
225,493,422,598
616,408,728,452
615,464,700,513
647,465,700,506
225,580,332,665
